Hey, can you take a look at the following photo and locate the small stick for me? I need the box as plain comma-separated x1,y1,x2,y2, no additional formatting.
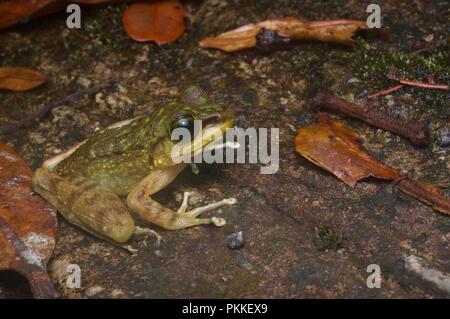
367,84,404,98
313,91,430,146
387,67,448,90
395,79,448,90
1,80,116,136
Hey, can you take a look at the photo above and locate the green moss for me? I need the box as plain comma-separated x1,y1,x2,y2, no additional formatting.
82,5,129,50
314,224,342,251
343,39,449,88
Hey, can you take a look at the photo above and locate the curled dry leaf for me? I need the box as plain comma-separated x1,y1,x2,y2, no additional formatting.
122,0,185,44
296,113,399,187
199,17,366,52
295,114,450,215
0,144,58,298
0,67,46,91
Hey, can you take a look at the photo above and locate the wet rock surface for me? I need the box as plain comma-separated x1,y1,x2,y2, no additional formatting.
0,0,449,298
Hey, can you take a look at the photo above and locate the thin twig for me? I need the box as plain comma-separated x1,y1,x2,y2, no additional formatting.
1,80,116,136
367,84,404,98
411,39,445,55
395,79,448,90
387,67,448,90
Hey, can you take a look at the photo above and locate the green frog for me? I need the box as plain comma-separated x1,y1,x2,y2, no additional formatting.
32,86,237,250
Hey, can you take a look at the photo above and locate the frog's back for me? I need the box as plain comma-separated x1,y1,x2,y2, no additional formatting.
55,115,159,195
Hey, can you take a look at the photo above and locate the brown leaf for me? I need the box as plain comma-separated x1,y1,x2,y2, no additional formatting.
122,1,185,44
0,143,58,298
0,67,46,91
295,114,450,214
295,113,400,187
199,18,366,52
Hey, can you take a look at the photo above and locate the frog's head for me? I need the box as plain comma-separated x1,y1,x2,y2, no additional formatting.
153,86,234,168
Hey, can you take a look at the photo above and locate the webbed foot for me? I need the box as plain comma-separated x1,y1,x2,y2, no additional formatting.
176,191,237,227
134,226,162,247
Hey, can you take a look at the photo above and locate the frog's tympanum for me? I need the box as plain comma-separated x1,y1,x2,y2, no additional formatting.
32,86,237,250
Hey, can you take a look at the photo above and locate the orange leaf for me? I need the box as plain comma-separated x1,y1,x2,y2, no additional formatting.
295,113,400,187
0,143,58,298
0,67,46,91
122,1,185,44
200,18,366,52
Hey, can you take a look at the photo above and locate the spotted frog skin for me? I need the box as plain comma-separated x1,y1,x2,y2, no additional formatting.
32,86,236,249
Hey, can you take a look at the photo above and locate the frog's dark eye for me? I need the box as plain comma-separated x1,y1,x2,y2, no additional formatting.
170,114,195,140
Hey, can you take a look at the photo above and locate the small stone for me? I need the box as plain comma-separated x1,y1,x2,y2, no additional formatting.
226,231,245,249
438,127,450,147
347,77,359,84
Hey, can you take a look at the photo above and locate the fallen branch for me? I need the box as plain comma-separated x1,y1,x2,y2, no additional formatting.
1,80,116,136
313,91,430,146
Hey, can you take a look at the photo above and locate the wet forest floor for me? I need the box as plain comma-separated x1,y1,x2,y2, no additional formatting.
0,0,449,298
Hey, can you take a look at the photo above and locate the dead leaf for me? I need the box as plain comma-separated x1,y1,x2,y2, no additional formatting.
0,67,46,91
295,113,400,187
295,114,450,214
0,143,58,298
199,17,366,52
122,0,185,44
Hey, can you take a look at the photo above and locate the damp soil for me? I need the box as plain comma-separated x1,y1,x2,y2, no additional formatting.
0,0,449,298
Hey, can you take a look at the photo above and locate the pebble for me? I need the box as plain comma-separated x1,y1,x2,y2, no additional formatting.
226,231,245,249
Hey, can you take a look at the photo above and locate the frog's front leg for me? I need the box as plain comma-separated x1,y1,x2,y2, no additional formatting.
127,166,237,230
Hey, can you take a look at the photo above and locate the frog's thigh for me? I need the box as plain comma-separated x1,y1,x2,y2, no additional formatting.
33,168,135,243
127,165,233,230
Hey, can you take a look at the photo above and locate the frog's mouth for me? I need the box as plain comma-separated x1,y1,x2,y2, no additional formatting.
177,109,236,160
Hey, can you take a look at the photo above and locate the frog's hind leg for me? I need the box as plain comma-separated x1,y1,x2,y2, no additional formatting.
127,167,237,230
32,168,135,244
